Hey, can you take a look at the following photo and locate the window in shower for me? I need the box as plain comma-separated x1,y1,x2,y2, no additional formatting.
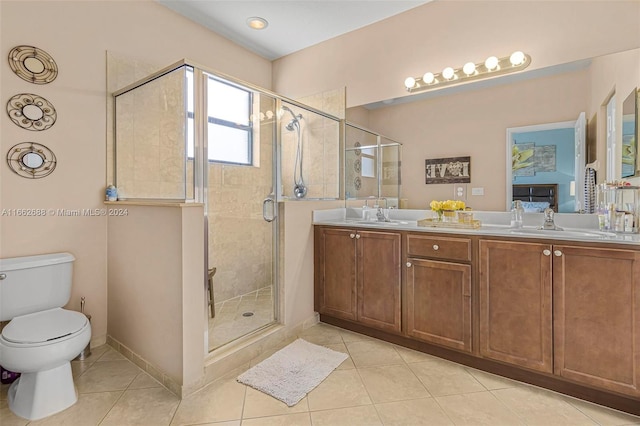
186,70,253,165
361,147,376,178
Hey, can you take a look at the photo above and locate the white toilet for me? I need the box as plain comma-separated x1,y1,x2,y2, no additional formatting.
0,252,91,420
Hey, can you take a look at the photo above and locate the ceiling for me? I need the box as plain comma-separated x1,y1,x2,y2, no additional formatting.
157,1,431,60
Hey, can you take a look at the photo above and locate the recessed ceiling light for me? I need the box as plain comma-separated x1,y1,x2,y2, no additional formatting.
247,17,268,30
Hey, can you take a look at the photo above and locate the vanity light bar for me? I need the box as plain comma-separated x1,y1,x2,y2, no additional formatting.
404,51,531,93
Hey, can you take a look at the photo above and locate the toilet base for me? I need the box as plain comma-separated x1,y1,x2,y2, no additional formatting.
8,362,77,421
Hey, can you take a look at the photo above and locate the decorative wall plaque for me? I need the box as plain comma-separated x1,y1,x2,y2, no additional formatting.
8,45,58,84
425,156,471,184
6,142,57,179
6,93,57,131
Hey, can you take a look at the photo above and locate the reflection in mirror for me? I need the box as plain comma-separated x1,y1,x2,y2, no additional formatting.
22,152,44,168
23,57,45,74
22,104,44,121
621,89,638,178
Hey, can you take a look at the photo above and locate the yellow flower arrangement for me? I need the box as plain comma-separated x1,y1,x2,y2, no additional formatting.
430,199,466,213
430,199,466,221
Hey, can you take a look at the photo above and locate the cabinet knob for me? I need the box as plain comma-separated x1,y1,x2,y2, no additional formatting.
349,233,355,239
432,244,439,250
554,250,563,257
406,262,412,267
543,249,551,256
355,234,361,239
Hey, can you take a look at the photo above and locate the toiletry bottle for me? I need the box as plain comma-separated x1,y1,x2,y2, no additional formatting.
362,203,369,220
106,185,117,202
510,200,524,228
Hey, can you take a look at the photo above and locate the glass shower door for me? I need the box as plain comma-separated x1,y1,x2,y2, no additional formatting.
204,73,278,352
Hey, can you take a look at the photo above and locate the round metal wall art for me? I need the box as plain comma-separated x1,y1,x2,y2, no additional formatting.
354,141,362,156
8,45,58,84
7,142,57,179
354,176,362,190
6,93,57,131
354,158,361,173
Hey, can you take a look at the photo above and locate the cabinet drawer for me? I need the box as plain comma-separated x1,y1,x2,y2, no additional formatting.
407,234,471,262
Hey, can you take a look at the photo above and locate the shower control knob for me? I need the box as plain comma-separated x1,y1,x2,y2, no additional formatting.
349,233,355,239
543,249,551,256
355,234,361,239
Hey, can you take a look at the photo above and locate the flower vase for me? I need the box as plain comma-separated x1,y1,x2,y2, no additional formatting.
443,210,456,222
436,210,443,221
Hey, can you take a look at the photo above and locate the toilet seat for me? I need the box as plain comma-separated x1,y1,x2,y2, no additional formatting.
2,308,88,345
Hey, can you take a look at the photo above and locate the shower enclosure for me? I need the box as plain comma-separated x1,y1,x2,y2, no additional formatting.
344,122,402,207
113,60,341,353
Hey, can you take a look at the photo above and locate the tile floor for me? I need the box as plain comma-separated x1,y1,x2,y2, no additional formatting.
2,323,640,426
209,286,274,350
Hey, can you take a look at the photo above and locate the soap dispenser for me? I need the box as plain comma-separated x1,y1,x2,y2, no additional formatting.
510,200,524,228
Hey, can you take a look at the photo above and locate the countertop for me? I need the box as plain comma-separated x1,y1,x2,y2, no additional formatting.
312,208,640,246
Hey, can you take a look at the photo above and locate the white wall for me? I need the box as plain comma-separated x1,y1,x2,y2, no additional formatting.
0,0,271,346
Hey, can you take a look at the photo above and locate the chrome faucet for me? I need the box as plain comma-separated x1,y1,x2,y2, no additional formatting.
539,208,563,231
375,197,389,222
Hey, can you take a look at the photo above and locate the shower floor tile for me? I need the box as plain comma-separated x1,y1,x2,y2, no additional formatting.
208,287,274,350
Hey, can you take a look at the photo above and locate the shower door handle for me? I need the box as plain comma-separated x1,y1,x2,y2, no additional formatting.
263,197,276,222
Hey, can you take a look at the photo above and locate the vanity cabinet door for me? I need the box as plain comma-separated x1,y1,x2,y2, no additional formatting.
406,258,471,352
357,231,402,334
553,245,640,396
479,240,553,373
314,227,357,321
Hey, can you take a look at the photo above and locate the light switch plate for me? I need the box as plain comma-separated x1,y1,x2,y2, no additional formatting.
471,187,484,196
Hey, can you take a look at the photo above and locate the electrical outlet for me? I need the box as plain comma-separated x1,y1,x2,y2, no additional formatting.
454,184,467,200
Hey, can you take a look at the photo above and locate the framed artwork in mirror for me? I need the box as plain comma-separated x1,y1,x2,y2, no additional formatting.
8,45,58,84
6,142,57,179
6,93,57,131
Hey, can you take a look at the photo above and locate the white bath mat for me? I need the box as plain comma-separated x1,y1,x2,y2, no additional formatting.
237,338,348,406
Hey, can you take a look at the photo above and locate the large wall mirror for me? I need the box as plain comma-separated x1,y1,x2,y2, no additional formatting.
621,88,639,178
346,48,640,212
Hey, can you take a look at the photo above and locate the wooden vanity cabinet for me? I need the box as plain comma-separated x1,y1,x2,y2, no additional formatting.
314,226,401,334
553,245,640,396
405,234,472,353
479,240,553,373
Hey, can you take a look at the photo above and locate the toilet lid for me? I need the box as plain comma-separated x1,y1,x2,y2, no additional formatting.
2,308,88,344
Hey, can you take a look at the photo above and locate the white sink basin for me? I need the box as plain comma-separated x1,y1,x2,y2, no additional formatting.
349,219,414,226
508,228,616,238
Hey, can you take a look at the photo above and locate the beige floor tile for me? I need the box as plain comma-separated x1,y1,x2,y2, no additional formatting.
436,391,524,425
465,368,522,390
298,324,344,345
97,347,128,361
566,398,640,425
307,369,372,411
358,364,430,403
100,387,180,426
75,360,141,393
128,371,163,389
310,405,382,426
492,386,597,425
323,343,356,370
345,340,403,368
409,357,485,396
194,422,241,426
393,345,439,364
29,391,122,426
375,397,453,425
241,412,311,426
338,328,373,343
0,398,29,426
0,383,9,401
78,344,110,364
242,387,309,419
171,377,246,425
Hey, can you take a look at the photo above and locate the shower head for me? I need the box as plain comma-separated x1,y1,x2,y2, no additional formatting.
285,119,298,131
281,105,302,131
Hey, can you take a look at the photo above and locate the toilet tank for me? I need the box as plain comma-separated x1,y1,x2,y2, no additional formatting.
0,252,75,321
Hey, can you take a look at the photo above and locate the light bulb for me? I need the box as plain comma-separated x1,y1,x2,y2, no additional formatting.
510,51,526,66
404,77,416,89
485,56,499,71
462,62,476,76
422,72,435,84
442,67,455,80
266,110,274,119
